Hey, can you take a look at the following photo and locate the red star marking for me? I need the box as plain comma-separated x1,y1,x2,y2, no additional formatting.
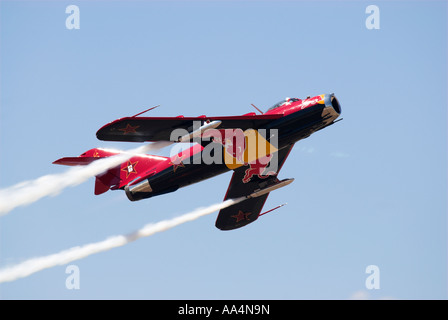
169,155,185,172
231,210,252,223
119,124,140,134
121,160,138,178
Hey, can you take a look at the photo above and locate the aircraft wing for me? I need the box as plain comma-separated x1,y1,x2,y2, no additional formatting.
96,114,282,142
215,144,294,230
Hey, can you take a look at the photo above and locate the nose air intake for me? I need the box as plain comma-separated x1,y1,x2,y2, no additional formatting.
324,93,341,115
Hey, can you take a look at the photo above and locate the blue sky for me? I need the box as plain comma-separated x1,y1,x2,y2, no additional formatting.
0,0,446,299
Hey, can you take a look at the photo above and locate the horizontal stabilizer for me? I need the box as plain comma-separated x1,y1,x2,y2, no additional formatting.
53,157,100,166
53,148,169,195
52,148,120,166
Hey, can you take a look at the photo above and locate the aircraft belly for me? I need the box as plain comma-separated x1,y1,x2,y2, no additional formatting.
149,162,229,194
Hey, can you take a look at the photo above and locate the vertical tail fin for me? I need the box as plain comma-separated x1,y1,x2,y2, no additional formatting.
53,148,169,195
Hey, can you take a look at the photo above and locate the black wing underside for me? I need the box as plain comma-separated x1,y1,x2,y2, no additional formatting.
216,144,294,230
96,115,282,142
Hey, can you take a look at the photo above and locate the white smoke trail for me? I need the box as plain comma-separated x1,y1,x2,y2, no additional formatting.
0,197,245,283
0,141,173,216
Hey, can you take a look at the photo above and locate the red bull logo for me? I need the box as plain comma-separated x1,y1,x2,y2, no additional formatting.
207,128,278,183
300,94,325,110
169,122,279,183
242,153,277,183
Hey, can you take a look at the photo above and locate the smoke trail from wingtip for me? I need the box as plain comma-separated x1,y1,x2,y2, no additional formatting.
0,197,245,283
0,141,173,216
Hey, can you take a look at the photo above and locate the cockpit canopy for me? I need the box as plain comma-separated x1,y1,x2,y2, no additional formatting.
266,97,300,112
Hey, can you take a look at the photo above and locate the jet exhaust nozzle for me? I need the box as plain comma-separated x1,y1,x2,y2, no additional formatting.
125,180,152,201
